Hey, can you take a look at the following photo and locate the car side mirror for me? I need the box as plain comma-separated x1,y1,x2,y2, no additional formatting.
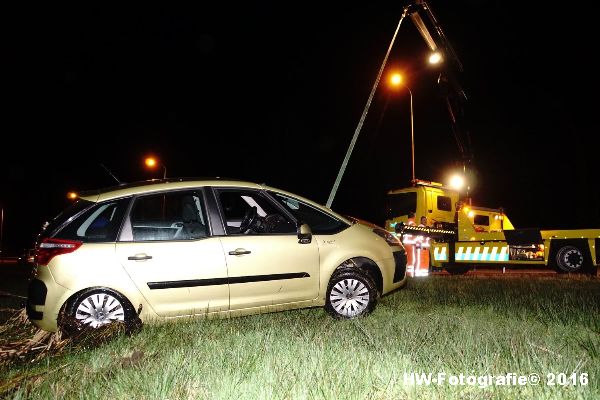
297,223,312,244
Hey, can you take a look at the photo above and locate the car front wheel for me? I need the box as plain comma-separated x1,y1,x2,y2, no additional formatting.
325,269,377,319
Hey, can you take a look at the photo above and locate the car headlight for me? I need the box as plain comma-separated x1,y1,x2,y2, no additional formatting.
372,227,402,247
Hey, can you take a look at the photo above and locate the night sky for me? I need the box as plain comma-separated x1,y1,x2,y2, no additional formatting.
2,1,599,255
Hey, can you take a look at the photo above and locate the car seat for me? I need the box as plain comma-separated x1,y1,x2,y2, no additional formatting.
179,196,206,239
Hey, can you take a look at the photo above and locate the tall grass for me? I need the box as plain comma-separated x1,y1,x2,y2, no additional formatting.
2,275,599,399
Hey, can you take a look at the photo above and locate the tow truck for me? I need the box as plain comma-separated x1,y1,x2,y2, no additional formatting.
378,3,598,275
386,179,600,275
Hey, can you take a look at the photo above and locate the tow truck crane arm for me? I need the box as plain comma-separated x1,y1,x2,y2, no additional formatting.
403,0,474,172
326,1,473,207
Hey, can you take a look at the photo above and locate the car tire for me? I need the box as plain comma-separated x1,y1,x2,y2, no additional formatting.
64,288,136,333
325,269,378,319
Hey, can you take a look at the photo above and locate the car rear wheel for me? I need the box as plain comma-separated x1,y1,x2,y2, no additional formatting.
65,288,135,331
325,269,377,319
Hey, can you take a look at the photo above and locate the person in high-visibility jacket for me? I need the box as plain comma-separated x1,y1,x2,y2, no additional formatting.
414,216,431,276
402,212,417,276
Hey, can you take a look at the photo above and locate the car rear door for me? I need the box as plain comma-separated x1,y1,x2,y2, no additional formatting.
115,189,229,317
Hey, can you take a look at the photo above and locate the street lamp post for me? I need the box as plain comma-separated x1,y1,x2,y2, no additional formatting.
144,156,167,179
390,73,415,184
407,85,414,184
0,207,4,260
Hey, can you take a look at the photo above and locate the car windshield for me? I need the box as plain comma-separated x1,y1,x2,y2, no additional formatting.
38,199,94,240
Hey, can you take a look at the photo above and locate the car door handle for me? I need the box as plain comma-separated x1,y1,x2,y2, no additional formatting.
128,254,153,261
228,249,251,256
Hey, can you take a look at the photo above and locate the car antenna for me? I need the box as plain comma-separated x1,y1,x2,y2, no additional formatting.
100,163,123,184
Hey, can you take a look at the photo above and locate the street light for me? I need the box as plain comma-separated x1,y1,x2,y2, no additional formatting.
428,51,443,65
449,174,464,190
389,72,415,184
144,156,167,179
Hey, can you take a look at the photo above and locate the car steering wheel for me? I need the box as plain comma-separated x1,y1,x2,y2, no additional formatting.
238,206,258,233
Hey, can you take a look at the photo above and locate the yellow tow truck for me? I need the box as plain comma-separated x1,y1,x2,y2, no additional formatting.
386,179,600,275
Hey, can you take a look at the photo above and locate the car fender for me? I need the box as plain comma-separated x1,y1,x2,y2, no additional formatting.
315,224,399,299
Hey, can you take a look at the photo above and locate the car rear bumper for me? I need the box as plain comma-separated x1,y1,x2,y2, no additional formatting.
26,279,47,320
26,265,73,332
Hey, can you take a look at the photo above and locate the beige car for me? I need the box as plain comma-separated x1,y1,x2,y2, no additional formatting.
27,179,407,332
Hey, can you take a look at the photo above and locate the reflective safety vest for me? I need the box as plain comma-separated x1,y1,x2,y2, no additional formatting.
401,222,432,276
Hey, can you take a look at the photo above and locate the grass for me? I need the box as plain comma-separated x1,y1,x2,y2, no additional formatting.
1,274,599,399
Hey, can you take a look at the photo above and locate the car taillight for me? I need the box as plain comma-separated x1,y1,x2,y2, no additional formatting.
34,238,82,266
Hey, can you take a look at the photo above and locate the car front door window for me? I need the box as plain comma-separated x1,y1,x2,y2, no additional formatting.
217,190,295,235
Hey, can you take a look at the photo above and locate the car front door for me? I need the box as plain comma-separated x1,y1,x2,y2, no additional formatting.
214,188,319,311
115,189,229,317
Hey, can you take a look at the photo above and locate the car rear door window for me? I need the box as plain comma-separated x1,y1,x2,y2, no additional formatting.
123,190,209,241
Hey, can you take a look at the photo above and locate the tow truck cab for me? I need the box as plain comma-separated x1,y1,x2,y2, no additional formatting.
386,181,457,230
385,180,515,237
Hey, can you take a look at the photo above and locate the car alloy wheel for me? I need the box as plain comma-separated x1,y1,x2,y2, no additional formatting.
325,269,377,319
61,288,141,336
72,290,128,328
329,278,370,317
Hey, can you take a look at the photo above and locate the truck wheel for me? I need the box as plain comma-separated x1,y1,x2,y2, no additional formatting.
555,245,585,273
445,264,470,275
325,269,377,319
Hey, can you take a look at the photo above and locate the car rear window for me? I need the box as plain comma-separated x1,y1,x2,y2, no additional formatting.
52,197,131,243
39,199,94,240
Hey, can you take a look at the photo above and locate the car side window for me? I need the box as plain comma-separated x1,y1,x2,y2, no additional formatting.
122,190,208,242
216,189,295,235
54,197,131,243
269,192,349,235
